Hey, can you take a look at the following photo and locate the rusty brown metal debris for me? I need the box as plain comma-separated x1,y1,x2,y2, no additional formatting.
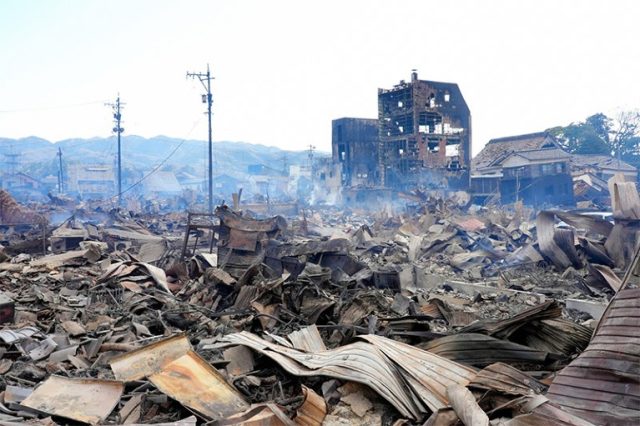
0,189,47,225
21,376,124,424
110,334,248,421
0,192,638,424
547,248,640,425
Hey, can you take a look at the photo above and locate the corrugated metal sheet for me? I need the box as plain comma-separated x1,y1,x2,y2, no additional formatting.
458,300,561,339
420,334,549,367
223,331,476,420
223,331,424,419
470,362,547,396
547,248,640,425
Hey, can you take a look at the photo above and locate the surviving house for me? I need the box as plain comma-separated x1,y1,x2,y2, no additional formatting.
332,117,379,187
377,71,472,191
472,132,574,207
499,148,574,206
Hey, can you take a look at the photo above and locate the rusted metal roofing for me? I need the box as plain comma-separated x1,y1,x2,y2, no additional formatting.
547,248,640,425
223,330,477,420
420,333,549,367
470,362,548,397
458,300,561,339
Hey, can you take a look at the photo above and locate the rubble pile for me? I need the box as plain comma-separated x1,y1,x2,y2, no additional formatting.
0,189,638,425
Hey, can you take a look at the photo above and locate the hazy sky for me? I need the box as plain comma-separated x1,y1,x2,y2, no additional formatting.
1,0,639,156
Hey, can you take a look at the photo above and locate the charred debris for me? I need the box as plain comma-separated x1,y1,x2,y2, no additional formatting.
0,176,639,426
0,70,639,425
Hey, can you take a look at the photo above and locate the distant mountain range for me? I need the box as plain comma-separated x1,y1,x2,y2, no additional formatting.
0,136,326,180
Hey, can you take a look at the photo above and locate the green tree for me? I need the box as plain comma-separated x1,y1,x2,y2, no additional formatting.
585,113,611,143
548,122,609,155
549,110,640,162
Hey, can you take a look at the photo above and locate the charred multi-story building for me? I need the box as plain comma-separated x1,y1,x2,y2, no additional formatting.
332,117,379,187
378,71,471,190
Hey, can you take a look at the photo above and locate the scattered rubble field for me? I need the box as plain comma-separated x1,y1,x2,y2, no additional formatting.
0,187,638,425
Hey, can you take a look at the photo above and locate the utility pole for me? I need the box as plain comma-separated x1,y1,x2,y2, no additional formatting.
57,147,64,193
187,64,214,214
307,144,316,183
106,96,125,206
307,144,316,170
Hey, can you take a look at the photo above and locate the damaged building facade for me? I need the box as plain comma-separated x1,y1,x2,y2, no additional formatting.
332,72,472,195
378,71,471,191
332,117,379,187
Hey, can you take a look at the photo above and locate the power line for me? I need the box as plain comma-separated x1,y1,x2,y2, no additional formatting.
100,118,204,204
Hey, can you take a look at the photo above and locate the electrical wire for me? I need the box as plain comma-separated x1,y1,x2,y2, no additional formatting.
100,117,204,204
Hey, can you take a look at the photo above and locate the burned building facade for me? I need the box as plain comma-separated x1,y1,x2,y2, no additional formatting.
332,117,379,187
378,71,471,191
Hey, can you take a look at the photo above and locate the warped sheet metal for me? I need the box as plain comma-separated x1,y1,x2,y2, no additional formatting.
223,331,423,418
446,384,489,426
295,385,326,426
470,362,548,396
547,247,640,425
498,395,597,426
110,334,192,380
97,260,171,293
504,244,544,266
216,206,287,233
609,177,640,220
223,331,475,419
110,334,248,421
588,263,623,292
458,301,560,339
358,334,477,412
419,333,549,367
553,211,613,238
536,211,582,270
604,219,640,269
149,350,249,420
287,325,327,352
578,238,614,267
537,208,639,271
513,318,591,356
21,376,124,424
